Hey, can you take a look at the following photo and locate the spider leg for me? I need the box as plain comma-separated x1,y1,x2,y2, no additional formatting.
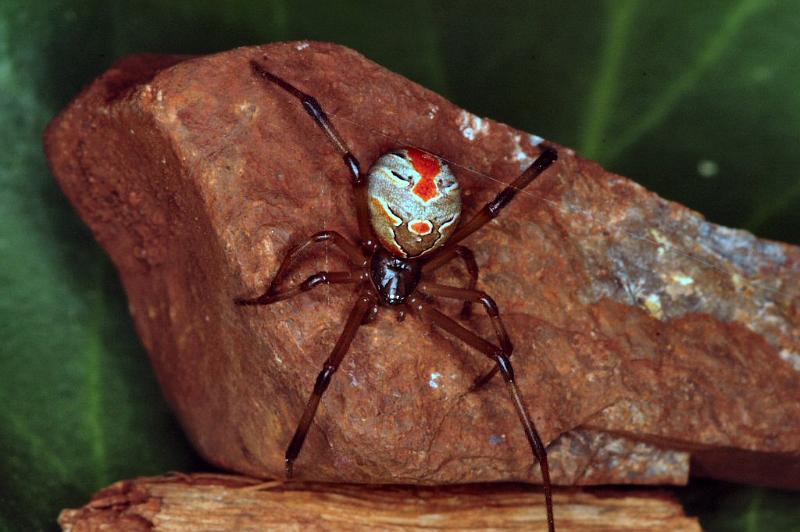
470,359,502,391
422,245,479,319
444,147,558,249
361,302,380,325
417,282,511,357
251,61,376,251
407,296,555,532
285,291,374,477
236,230,365,304
236,270,360,306
419,282,510,391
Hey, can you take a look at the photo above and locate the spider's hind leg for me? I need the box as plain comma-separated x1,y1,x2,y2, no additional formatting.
285,291,374,477
417,282,511,390
422,245,480,320
406,296,555,532
250,61,377,251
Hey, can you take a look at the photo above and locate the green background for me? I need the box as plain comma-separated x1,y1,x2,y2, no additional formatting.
2,1,799,530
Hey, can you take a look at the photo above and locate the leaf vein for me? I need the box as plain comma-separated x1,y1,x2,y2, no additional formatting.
580,0,638,159
605,0,768,162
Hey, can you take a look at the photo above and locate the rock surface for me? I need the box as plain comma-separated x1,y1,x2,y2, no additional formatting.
58,473,700,531
45,42,800,487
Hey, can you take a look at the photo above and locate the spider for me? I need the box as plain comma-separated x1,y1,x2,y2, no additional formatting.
237,59,559,531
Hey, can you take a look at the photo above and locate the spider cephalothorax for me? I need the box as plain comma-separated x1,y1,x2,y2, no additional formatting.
237,59,559,531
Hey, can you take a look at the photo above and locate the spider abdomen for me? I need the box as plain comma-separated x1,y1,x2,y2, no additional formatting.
366,147,461,258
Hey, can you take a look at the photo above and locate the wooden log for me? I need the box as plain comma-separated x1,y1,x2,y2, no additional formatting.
59,473,699,531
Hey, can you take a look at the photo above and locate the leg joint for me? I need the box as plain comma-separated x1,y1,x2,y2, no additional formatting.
344,153,362,184
301,96,326,122
300,272,329,290
486,189,516,218
312,231,334,242
453,246,475,260
502,339,514,357
495,353,515,382
478,293,499,316
313,364,336,395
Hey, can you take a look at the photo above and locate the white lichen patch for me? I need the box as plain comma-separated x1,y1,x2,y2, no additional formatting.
428,371,442,389
665,272,696,299
457,110,489,141
671,273,695,286
698,222,787,277
156,89,164,102
779,350,800,371
508,132,547,170
627,402,647,426
509,133,533,170
236,101,257,119
649,228,672,257
426,104,439,120
643,293,664,319
295,41,310,50
649,228,671,247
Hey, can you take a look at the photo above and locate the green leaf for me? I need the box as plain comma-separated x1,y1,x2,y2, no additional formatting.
1,1,798,530
681,481,800,532
0,2,202,530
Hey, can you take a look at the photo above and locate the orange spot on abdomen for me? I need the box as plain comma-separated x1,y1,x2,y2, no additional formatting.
410,220,433,235
407,147,440,202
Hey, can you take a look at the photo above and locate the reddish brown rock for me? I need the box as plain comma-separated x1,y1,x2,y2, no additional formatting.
45,42,800,488
58,473,700,531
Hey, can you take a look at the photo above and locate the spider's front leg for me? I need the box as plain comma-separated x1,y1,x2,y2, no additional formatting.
446,147,558,248
251,61,376,252
406,295,555,532
417,282,512,358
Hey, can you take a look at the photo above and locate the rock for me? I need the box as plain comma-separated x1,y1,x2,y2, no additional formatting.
57,473,700,531
44,42,800,488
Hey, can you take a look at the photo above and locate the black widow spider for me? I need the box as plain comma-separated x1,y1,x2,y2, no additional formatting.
237,59,559,531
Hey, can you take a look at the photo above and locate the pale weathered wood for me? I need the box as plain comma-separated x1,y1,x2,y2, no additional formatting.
59,473,699,531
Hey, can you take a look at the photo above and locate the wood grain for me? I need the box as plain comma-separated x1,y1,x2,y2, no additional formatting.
59,473,699,531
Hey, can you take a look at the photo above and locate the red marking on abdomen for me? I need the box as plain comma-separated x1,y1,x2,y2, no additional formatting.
410,220,433,235
407,147,440,202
